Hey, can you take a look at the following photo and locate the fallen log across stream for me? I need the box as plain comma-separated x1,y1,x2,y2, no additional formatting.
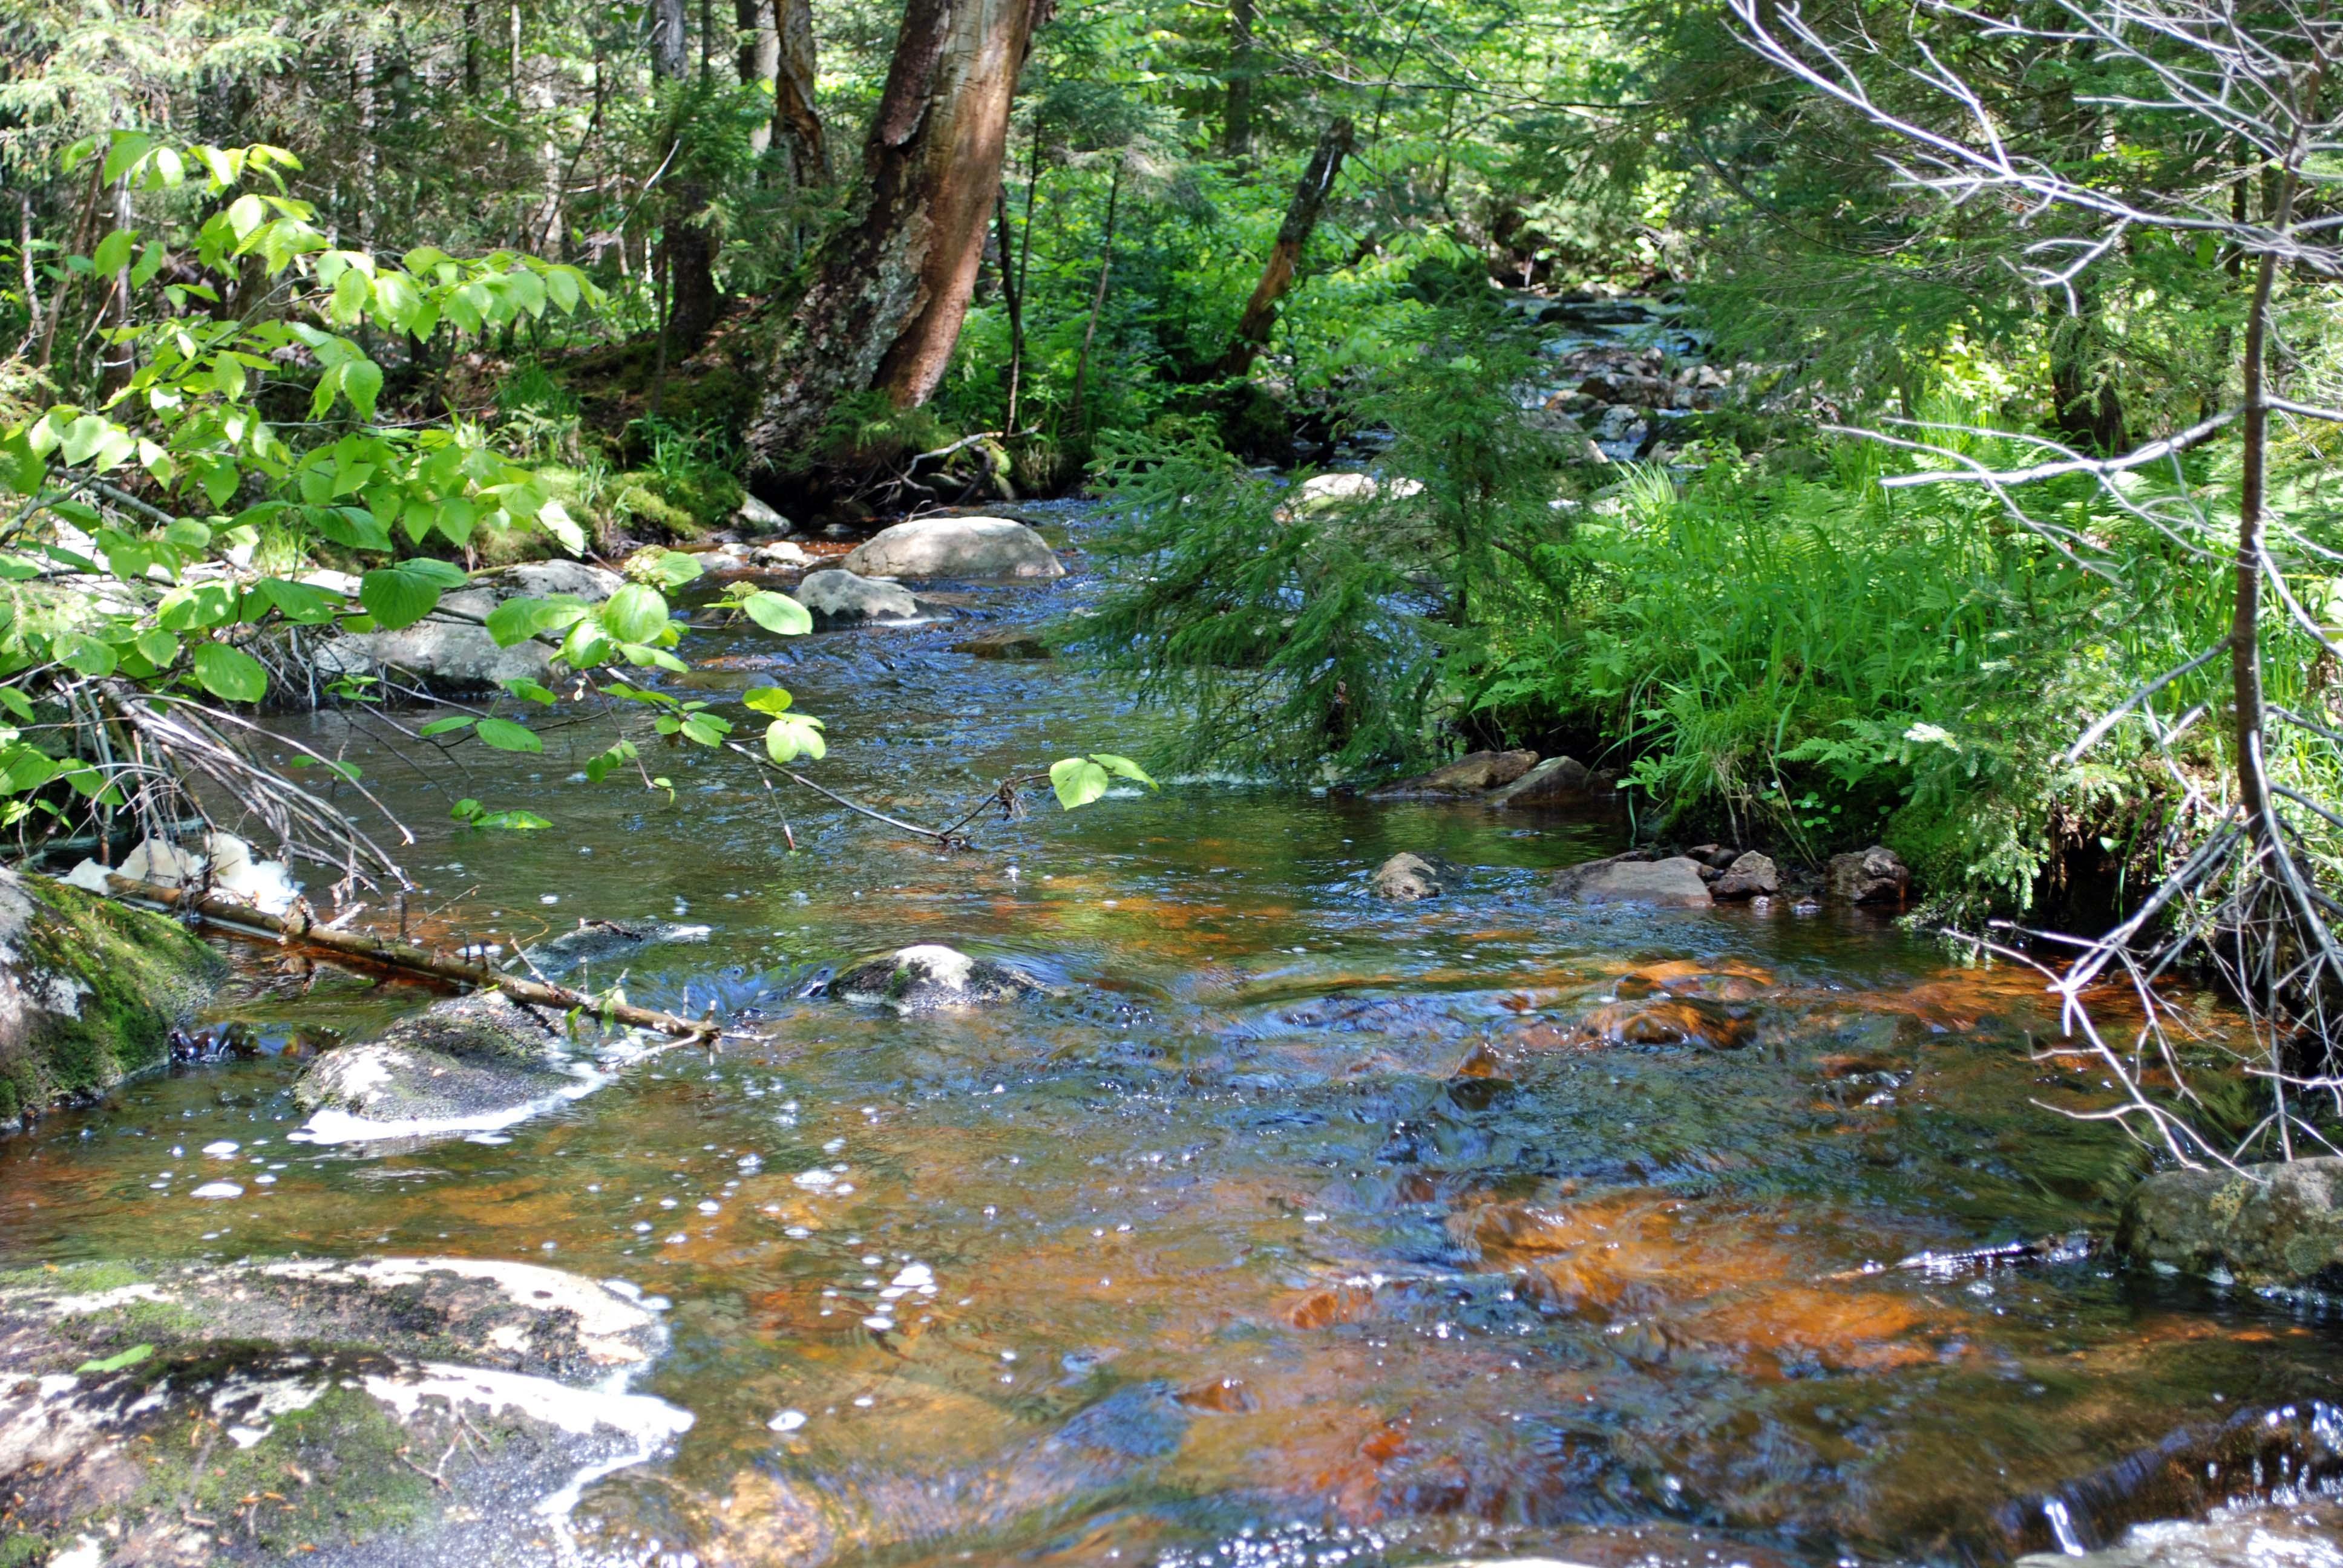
99,873,721,1042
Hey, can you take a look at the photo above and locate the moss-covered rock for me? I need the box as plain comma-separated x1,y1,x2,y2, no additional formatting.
0,869,224,1126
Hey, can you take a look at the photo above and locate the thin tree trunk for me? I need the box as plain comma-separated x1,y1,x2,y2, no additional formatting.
1216,116,1352,379
700,0,713,82
738,0,780,154
463,0,480,97
1071,158,1123,434
995,183,1026,433
772,0,826,192
652,0,719,355
508,0,521,96
1223,0,1256,160
745,0,1056,479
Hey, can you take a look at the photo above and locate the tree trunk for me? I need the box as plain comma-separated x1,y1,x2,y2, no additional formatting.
463,0,480,97
995,183,1026,433
1223,0,1256,160
772,0,826,190
1216,117,1352,379
1071,157,1123,434
744,0,1056,480
652,0,721,357
738,0,780,154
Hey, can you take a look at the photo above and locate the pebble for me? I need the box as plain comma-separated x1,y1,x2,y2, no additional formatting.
768,1410,807,1433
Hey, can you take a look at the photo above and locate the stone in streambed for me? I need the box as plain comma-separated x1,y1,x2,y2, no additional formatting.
1552,854,1712,909
840,516,1064,581
292,990,606,1139
833,945,1040,1013
1486,754,1591,808
520,917,711,979
1710,851,1780,900
1827,844,1912,905
2117,1156,2343,1290
0,869,224,1128
791,568,925,626
491,558,624,601
951,627,1052,659
1371,852,1461,902
1372,749,1540,799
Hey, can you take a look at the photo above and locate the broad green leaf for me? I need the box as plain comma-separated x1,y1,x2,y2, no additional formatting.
358,566,442,630
1089,753,1158,788
474,809,552,830
1049,756,1112,810
225,192,265,241
741,686,795,716
474,716,543,753
742,591,813,636
419,716,477,737
53,632,118,678
134,629,180,666
485,594,586,647
91,228,134,277
599,584,669,645
255,577,339,624
191,641,266,702
502,678,556,705
77,1344,153,1374
163,518,211,550
537,497,584,553
763,714,827,763
340,359,384,420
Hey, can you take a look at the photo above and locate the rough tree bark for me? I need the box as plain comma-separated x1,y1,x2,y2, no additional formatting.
1223,0,1257,160
744,0,1055,480
652,0,721,356
772,0,827,191
1216,117,1352,378
738,0,779,154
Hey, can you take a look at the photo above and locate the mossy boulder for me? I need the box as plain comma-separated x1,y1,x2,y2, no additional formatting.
2117,1157,2343,1290
0,869,224,1126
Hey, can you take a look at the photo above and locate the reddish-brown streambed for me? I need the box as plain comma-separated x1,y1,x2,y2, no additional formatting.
1,503,2338,1567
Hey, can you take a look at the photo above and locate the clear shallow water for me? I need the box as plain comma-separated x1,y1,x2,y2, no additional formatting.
4,503,2341,1566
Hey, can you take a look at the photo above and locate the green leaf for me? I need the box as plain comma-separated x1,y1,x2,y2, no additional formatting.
1089,753,1157,788
191,642,267,702
418,716,477,737
1049,756,1112,810
340,359,384,420
474,717,543,754
0,687,33,720
91,227,134,278
52,632,118,678
163,518,211,550
359,566,442,630
741,686,795,716
537,497,584,554
598,584,669,645
255,577,339,624
763,713,827,764
742,590,813,637
485,593,586,647
76,1343,152,1374
502,678,556,705
134,629,180,667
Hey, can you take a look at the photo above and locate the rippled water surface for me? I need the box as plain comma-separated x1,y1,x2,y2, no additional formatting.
4,503,2341,1567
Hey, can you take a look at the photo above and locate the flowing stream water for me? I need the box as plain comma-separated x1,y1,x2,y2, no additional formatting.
4,501,2342,1567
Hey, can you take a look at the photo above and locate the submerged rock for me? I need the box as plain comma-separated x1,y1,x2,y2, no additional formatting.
1485,754,1592,808
792,567,925,626
1372,749,1540,799
292,989,617,1141
1827,844,1912,905
2117,1156,2343,1290
520,917,712,979
951,627,1052,659
0,1254,689,1563
833,945,1040,1013
750,538,813,567
0,869,224,1127
1552,854,1713,909
1371,852,1461,902
839,516,1064,580
2014,1499,2343,1568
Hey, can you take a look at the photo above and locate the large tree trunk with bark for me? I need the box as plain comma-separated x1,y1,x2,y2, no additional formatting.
738,0,781,154
745,0,1054,482
1216,117,1351,379
772,0,827,189
652,0,721,357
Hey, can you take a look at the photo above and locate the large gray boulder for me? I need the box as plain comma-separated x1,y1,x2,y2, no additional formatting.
1552,854,1712,909
0,869,224,1128
1372,750,1540,799
839,516,1064,580
1827,844,1912,905
491,558,624,601
833,944,1040,1013
2117,1156,2343,1289
792,567,925,626
1710,851,1780,900
292,989,605,1138
1486,755,1592,808
316,619,553,692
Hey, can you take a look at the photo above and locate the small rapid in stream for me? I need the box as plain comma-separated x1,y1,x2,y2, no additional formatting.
4,501,2341,1568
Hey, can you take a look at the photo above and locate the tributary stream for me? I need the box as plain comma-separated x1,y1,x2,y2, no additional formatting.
4,503,2341,1567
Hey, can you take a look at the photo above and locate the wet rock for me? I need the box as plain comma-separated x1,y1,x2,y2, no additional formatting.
1371,852,1462,902
0,1255,689,1564
317,618,554,693
833,944,1041,1013
736,493,791,534
1284,472,1427,515
1614,958,1773,1001
1567,996,1757,1050
0,869,224,1128
1372,749,1540,799
791,568,925,626
839,516,1064,581
292,990,605,1138
1827,844,1912,905
2117,1157,2343,1289
2014,1500,2343,1568
1552,854,1712,909
951,627,1051,659
519,917,712,979
491,558,624,601
1485,754,1592,808
750,538,813,567
1711,851,1781,900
